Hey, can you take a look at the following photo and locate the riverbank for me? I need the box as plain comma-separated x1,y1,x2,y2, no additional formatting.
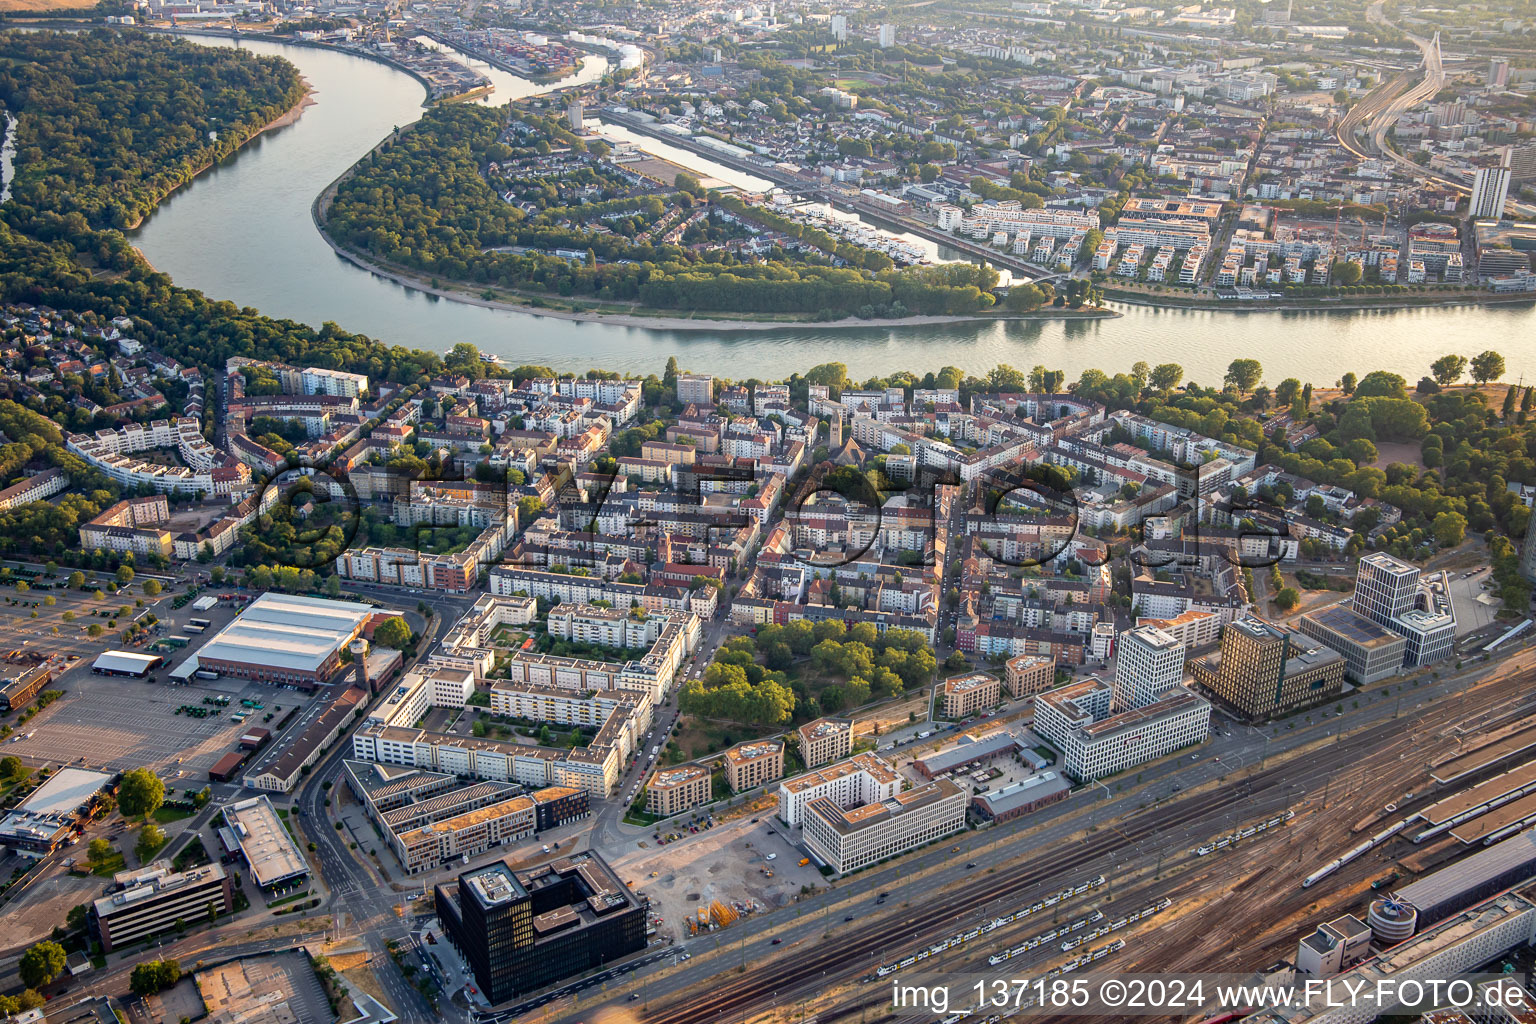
308,112,1118,331
313,214,1118,330
1101,286,1536,314
121,73,315,231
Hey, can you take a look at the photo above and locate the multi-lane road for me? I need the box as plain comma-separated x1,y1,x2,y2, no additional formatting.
517,643,1536,1024
1339,3,1535,218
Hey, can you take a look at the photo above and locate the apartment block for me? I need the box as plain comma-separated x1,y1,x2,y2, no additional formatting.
724,740,784,793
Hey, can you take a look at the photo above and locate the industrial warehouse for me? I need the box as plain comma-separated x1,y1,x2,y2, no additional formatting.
186,592,377,688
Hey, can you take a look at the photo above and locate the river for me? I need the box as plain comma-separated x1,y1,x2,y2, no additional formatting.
125,34,1536,384
0,112,15,203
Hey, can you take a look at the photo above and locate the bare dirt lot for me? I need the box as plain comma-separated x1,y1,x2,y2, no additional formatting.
605,815,824,943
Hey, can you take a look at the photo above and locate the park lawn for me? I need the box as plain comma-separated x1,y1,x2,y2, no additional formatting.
670,716,759,763
90,852,126,877
152,805,193,824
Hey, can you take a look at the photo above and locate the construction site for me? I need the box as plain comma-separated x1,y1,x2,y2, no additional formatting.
516,645,1536,1024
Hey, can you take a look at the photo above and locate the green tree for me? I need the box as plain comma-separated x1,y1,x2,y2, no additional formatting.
1224,359,1262,394
373,616,412,650
68,571,85,589
1340,372,1357,395
142,580,162,597
1149,363,1184,392
0,755,25,784
130,960,182,997
1470,350,1506,385
18,941,66,989
1275,587,1301,612
87,838,113,866
1354,371,1408,399
1430,354,1466,386
1432,511,1467,548
136,822,167,862
117,767,166,819
116,565,135,587
1331,261,1362,286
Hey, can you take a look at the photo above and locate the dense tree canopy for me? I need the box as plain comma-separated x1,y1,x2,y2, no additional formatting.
0,29,306,231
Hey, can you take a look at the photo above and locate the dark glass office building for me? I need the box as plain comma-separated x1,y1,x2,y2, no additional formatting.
436,851,646,1003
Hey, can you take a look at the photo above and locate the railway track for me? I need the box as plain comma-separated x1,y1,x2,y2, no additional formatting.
632,678,1526,1024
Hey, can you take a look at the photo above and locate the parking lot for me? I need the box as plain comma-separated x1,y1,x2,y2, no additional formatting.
4,662,320,775
606,814,824,942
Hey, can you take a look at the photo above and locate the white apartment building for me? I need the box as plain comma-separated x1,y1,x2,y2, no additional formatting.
777,753,900,827
301,367,369,398
802,778,966,874
1034,678,1210,781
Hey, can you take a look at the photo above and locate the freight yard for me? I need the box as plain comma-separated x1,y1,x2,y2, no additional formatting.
489,646,1536,1024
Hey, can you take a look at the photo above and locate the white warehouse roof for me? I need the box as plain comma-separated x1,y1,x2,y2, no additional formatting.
18,767,114,817
195,593,374,674
92,650,164,675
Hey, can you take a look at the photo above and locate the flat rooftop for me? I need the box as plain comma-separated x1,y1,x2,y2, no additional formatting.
224,795,308,887
1450,787,1536,844
17,768,112,817
1433,719,1536,783
725,740,782,763
94,862,228,919
1421,759,1536,826
1397,829,1536,913
197,949,335,1024
400,796,533,845
650,764,709,788
198,592,374,673
1245,891,1536,1023
974,771,1072,815
943,672,997,693
797,717,850,742
806,777,964,836
1080,690,1206,739
781,752,898,794
1301,603,1403,649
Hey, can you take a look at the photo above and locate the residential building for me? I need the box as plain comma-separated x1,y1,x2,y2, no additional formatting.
941,672,1000,718
646,764,712,816
724,740,784,793
797,717,853,768
1470,166,1512,220
675,374,714,407
1004,654,1055,698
